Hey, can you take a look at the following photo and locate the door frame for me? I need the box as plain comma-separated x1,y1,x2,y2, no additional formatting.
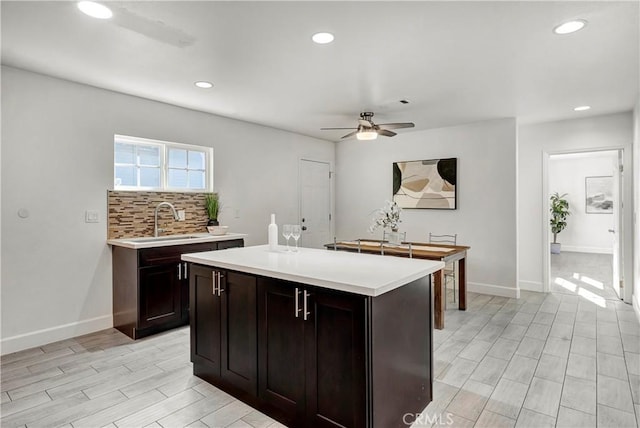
542,147,626,299
298,158,334,248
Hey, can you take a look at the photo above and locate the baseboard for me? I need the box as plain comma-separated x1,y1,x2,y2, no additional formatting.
468,282,520,299
519,280,543,292
633,293,640,325
561,246,612,255
1,315,113,355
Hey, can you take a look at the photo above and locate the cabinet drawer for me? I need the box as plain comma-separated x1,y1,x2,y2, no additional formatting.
217,239,244,250
139,242,218,267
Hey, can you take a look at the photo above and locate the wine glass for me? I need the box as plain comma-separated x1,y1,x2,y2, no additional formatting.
291,225,301,252
282,224,292,251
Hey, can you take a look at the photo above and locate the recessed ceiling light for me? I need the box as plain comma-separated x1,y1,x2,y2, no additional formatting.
312,32,335,44
194,81,213,89
574,105,591,111
553,20,587,35
77,1,113,19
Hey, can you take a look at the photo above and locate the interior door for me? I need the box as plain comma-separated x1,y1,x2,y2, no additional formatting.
610,150,623,299
299,159,331,249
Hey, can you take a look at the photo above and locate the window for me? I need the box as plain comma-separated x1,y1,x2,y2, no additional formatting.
114,135,213,191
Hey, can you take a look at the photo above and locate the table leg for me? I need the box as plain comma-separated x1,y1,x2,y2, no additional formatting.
459,257,467,310
434,269,444,329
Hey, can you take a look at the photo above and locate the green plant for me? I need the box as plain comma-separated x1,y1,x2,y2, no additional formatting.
204,193,220,221
550,192,570,244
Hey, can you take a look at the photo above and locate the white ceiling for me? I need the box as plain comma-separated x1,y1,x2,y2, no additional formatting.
2,1,638,142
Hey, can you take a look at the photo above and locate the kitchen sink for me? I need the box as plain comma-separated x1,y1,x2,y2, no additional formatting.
126,235,203,243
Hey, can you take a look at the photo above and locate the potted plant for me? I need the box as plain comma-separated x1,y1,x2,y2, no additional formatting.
204,193,220,226
550,192,570,254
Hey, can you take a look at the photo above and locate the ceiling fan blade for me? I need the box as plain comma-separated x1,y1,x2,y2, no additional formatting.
321,127,357,130
377,129,397,137
377,122,415,129
341,130,359,139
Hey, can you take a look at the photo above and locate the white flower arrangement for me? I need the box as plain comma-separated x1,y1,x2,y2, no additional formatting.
368,200,402,233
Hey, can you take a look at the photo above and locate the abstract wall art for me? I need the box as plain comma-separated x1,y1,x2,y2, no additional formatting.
392,158,457,209
585,176,613,214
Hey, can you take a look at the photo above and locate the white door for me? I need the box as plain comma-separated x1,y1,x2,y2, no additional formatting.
610,151,623,298
299,159,331,249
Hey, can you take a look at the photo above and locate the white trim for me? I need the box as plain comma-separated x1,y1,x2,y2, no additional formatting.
468,282,520,299
543,146,627,297
561,246,613,254
519,280,543,292
542,152,551,292
1,315,113,355
633,293,640,325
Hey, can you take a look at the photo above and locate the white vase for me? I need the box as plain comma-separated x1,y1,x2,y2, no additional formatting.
387,229,401,245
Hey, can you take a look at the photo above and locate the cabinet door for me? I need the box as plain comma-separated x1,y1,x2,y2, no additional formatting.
139,264,182,330
190,264,222,377
305,288,367,428
221,271,257,395
258,278,306,424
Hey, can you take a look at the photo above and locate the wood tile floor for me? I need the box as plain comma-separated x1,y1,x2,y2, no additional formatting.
419,251,639,427
1,252,638,427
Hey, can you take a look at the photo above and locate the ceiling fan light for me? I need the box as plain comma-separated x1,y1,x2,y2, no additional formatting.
356,131,378,141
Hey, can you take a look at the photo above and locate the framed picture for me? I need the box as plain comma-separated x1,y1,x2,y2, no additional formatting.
392,158,457,209
585,176,613,214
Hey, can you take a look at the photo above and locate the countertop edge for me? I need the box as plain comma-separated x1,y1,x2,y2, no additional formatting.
181,251,445,297
107,233,247,249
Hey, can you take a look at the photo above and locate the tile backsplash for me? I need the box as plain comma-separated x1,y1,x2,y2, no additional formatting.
108,191,209,239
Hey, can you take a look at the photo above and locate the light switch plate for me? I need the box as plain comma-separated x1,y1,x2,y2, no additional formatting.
85,210,99,223
178,210,186,221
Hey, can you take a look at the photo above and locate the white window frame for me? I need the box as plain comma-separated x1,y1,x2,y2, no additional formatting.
114,135,213,192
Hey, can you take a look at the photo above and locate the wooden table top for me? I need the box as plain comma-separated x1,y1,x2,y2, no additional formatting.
325,239,470,260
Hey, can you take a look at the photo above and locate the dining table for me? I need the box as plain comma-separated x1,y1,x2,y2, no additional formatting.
325,239,470,329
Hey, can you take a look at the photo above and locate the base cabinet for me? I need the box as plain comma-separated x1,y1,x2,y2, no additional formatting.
258,278,366,427
190,265,431,428
112,239,243,339
190,265,258,396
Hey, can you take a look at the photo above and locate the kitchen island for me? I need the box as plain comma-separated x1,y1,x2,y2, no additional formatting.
182,245,444,428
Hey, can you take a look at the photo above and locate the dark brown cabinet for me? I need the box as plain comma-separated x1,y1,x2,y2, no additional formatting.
258,279,366,427
138,264,183,330
189,264,432,428
190,265,258,396
112,239,243,339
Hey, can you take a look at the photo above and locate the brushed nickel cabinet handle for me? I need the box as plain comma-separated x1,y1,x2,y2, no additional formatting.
178,264,182,280
303,290,310,321
295,288,300,318
217,273,225,296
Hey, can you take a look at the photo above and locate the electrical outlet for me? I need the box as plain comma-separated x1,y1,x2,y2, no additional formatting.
85,210,99,223
234,209,240,219
177,210,186,221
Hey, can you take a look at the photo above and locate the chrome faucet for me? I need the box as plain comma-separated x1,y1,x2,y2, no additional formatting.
154,202,180,237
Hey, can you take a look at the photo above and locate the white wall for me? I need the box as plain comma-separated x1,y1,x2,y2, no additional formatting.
335,118,519,298
1,66,335,354
518,113,633,294
549,151,618,254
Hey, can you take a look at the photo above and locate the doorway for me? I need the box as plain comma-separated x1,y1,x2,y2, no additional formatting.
545,149,624,303
299,159,332,249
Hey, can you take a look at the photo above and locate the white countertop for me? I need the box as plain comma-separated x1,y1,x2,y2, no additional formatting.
182,245,444,297
107,233,247,249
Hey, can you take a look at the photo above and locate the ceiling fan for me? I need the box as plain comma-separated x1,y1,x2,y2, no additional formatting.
321,112,415,140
